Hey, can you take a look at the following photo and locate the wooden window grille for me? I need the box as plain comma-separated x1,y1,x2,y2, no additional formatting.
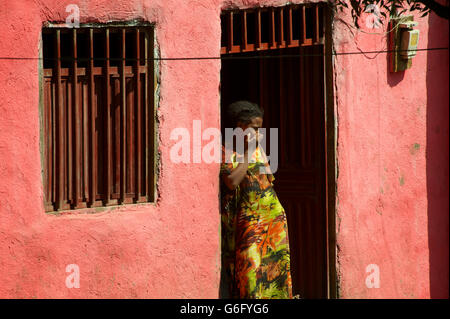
41,26,156,212
220,3,324,54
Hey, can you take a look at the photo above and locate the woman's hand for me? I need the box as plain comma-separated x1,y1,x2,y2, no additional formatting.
225,132,256,190
244,129,258,157
238,130,256,161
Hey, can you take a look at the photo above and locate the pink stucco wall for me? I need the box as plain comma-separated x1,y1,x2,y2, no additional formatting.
0,0,225,298
0,0,448,298
333,6,449,298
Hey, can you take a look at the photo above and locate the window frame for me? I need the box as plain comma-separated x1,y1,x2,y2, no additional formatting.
39,22,157,213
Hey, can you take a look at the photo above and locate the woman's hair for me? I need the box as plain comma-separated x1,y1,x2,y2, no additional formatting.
225,100,264,128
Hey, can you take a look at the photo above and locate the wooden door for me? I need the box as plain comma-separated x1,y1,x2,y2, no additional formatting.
221,45,328,298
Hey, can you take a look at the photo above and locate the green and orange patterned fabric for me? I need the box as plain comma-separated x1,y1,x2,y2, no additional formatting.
220,145,293,299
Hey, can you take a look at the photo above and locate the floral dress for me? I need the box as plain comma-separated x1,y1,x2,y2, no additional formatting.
220,145,293,299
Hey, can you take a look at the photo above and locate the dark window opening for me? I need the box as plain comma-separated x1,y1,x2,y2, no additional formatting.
292,7,301,41
274,9,282,44
305,7,314,39
232,12,242,47
41,25,156,212
246,11,256,45
260,10,270,44
282,8,289,43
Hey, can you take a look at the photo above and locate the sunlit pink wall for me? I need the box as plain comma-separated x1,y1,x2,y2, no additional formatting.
0,0,447,298
333,6,449,298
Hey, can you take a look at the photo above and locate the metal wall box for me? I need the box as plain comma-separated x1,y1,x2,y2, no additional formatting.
389,15,416,72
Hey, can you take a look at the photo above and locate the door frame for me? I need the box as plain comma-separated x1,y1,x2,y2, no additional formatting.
323,3,338,299
218,1,338,299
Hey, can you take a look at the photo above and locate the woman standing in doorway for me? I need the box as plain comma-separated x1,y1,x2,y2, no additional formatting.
220,100,293,299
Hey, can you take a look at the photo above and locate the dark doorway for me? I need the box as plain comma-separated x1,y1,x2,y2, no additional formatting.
220,44,329,298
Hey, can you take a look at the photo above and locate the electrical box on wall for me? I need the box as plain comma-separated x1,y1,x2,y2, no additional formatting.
400,27,420,58
389,16,420,72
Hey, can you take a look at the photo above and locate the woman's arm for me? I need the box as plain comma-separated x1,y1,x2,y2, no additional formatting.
223,133,256,190
224,150,250,189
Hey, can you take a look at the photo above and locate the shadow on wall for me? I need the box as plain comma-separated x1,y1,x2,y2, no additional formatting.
426,10,449,298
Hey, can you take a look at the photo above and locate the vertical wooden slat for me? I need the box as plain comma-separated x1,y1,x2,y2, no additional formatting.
67,63,73,206
44,78,53,211
72,28,81,208
55,29,64,211
49,80,53,209
147,28,155,202
241,11,248,51
288,6,293,45
103,28,111,205
135,29,142,202
279,8,284,48
227,12,234,53
114,78,121,196
88,28,98,206
143,32,149,198
64,81,68,205
82,76,89,202
313,5,320,43
52,80,56,208
270,8,276,48
120,29,126,204
255,10,261,49
126,72,134,198
43,80,48,208
301,6,307,44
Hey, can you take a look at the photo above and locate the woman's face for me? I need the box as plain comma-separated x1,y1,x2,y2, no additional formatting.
237,116,263,132
237,116,263,143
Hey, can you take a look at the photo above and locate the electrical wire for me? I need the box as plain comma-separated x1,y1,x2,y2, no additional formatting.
0,47,447,61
